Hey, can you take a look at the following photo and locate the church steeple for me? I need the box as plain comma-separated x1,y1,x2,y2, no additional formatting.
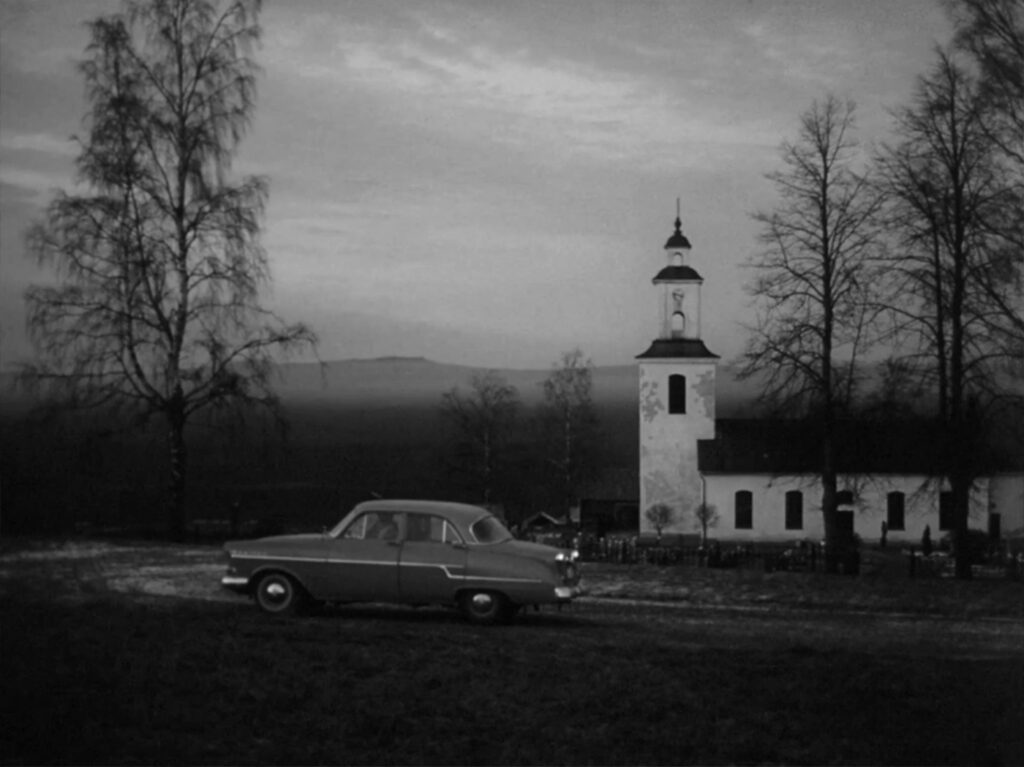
636,204,719,543
637,209,717,360
664,200,692,251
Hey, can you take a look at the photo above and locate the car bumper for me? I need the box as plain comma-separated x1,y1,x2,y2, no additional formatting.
221,575,251,593
554,584,584,601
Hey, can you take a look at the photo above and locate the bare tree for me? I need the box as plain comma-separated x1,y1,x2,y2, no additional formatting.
23,0,316,537
539,348,599,515
694,502,719,545
877,50,1023,577
950,0,1024,342
951,0,1024,171
644,503,673,543
440,371,521,506
740,96,884,570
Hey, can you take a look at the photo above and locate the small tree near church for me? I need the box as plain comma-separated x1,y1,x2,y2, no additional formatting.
644,503,674,543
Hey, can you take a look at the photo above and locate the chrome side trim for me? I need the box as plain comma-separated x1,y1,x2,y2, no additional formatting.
462,574,544,584
231,553,323,563
221,576,250,587
229,553,545,585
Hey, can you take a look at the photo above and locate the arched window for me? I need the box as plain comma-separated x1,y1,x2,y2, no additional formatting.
734,491,753,530
887,492,905,531
785,491,803,530
668,374,686,414
670,312,685,338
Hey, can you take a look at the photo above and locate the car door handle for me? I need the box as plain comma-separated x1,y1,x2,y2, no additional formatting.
386,540,401,547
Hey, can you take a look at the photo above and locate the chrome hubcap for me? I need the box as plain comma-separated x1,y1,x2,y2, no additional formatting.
264,581,288,602
471,593,493,611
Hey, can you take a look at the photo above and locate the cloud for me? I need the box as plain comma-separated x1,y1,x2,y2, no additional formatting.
265,12,781,173
1,132,78,158
0,0,119,76
0,167,67,202
351,37,780,164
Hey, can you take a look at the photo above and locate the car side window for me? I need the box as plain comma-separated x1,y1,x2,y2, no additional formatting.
406,514,462,544
341,514,370,539
405,513,435,542
442,520,463,545
341,512,399,541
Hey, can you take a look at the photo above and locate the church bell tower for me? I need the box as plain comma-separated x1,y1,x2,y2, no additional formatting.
637,207,718,540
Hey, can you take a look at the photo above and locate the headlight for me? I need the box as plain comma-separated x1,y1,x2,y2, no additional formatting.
555,550,580,563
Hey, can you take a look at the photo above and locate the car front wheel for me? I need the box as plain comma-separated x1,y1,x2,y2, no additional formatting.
460,590,512,625
254,572,303,615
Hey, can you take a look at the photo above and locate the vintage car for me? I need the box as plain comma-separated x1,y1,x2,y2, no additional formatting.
221,499,583,624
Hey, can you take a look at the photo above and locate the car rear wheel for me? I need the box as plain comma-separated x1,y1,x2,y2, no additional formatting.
460,590,512,625
254,572,304,615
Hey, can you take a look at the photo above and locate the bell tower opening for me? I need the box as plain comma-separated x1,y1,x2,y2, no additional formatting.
670,311,685,338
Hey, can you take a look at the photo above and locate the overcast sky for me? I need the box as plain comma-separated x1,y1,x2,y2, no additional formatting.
0,0,953,370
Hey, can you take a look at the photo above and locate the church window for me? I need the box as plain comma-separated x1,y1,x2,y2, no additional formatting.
668,374,686,414
785,491,803,530
837,490,854,506
734,491,753,529
938,491,954,530
887,492,905,531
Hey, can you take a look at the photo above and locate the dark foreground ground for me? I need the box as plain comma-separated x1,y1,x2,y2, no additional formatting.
1,540,1023,765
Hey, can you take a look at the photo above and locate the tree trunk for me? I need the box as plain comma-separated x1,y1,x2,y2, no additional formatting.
821,428,841,574
167,401,187,539
951,472,973,580
821,476,840,573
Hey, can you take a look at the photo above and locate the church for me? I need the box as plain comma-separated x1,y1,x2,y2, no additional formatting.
635,214,1024,546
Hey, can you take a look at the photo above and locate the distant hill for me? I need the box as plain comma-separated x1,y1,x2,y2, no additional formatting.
0,356,761,416
269,356,759,416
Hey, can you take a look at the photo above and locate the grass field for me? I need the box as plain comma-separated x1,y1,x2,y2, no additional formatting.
2,540,1023,765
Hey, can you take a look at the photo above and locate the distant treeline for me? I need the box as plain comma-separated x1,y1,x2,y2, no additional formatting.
0,396,639,536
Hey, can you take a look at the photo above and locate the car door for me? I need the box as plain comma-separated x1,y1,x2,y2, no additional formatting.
319,510,402,602
398,513,467,605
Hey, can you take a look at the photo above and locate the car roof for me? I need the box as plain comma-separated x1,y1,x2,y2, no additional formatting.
350,499,493,525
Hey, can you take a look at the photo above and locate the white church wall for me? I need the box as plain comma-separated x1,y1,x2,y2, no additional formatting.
702,473,992,544
990,473,1024,538
638,360,715,539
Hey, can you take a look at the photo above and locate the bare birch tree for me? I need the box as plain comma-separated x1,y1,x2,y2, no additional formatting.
539,348,599,516
23,0,317,537
877,50,1023,577
440,371,521,506
951,0,1024,172
740,96,884,570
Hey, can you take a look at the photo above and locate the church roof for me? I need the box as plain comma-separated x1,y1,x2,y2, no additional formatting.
664,216,691,250
636,338,719,360
653,265,703,282
697,418,1020,475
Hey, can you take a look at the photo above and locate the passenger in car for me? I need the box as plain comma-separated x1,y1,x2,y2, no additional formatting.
373,513,398,541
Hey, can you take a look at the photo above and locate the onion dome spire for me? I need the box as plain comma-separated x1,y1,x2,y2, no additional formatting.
665,198,691,250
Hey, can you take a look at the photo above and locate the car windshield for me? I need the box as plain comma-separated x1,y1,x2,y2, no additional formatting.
470,515,512,544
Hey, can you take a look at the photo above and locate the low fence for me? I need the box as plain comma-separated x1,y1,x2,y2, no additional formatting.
528,533,836,572
528,531,1024,579
907,549,1024,580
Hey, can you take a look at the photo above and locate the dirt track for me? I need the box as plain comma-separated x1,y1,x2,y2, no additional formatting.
3,539,1024,659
